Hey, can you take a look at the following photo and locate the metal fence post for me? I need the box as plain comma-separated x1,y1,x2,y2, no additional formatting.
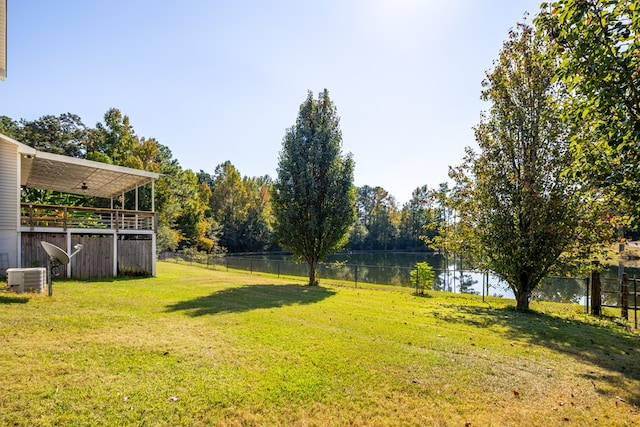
591,261,601,316
585,276,590,314
634,277,638,329
354,265,358,288
635,277,638,329
621,273,628,320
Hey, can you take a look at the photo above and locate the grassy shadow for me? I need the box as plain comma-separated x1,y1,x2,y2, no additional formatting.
440,304,640,405
0,294,30,304
166,283,336,316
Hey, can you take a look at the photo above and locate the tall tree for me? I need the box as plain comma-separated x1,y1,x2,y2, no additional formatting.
241,175,274,252
18,113,87,157
175,170,220,251
351,186,399,250
536,0,640,221
399,185,435,251
0,116,20,138
209,161,250,252
272,89,356,286
91,108,139,167
450,23,611,310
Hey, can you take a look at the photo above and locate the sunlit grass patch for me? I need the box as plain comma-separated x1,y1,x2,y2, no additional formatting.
0,261,638,426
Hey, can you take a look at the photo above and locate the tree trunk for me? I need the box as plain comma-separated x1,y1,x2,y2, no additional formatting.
308,258,319,286
515,289,531,310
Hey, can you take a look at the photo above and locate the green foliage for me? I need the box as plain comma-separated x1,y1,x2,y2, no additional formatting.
174,170,222,252
156,223,181,253
272,89,356,286
410,261,434,294
207,162,262,252
536,0,640,222
448,23,613,310
20,188,86,207
204,162,274,253
0,115,20,138
16,113,87,157
349,185,401,250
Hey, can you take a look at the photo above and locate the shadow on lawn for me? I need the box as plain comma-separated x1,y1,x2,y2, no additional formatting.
0,293,30,304
165,283,336,316
437,304,640,405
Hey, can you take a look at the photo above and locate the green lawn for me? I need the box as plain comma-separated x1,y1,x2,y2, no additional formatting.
1,262,639,426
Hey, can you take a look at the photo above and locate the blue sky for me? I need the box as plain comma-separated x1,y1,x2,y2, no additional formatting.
1,0,544,205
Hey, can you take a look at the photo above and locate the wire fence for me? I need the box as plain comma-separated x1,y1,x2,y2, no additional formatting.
158,252,589,304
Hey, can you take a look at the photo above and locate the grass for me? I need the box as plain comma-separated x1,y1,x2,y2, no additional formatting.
1,262,639,426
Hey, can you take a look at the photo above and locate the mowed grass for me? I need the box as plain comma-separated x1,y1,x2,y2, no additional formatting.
1,262,639,426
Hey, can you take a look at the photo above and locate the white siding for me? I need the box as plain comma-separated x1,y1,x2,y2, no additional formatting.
0,139,18,229
0,139,18,269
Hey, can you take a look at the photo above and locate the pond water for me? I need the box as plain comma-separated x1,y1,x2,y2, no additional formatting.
224,251,640,305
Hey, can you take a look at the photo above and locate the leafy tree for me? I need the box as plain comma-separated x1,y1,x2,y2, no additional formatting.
272,89,356,286
154,152,190,251
241,175,275,252
91,108,139,167
449,23,612,310
536,0,640,221
350,185,400,250
17,113,87,157
410,262,435,294
209,161,251,252
175,170,220,251
368,187,400,251
0,115,20,138
399,185,435,251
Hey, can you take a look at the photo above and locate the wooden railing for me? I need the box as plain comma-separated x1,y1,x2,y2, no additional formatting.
20,203,156,232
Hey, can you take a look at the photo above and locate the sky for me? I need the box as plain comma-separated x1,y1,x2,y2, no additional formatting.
1,0,544,205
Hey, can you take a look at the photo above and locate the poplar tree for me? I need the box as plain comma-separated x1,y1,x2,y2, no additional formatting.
272,89,356,286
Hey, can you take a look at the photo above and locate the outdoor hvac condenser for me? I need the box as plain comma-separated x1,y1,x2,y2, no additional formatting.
7,268,47,293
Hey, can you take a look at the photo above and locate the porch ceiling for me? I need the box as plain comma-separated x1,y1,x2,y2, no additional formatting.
20,150,159,199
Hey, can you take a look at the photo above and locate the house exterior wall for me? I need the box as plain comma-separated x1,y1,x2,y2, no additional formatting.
0,138,19,271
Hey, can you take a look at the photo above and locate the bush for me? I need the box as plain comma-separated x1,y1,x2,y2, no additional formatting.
410,262,434,294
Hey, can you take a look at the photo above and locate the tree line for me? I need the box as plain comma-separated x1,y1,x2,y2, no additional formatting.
0,110,444,255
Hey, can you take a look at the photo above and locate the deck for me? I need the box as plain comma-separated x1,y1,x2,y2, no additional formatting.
20,203,156,233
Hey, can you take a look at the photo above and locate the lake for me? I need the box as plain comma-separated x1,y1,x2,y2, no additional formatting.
222,251,640,305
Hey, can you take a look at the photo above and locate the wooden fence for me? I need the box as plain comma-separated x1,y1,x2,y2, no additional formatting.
21,232,153,278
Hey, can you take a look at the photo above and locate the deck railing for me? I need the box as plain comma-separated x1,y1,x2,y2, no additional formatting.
20,203,156,232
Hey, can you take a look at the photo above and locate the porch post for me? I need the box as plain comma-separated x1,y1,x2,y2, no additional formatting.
113,231,118,277
66,232,72,277
152,232,156,276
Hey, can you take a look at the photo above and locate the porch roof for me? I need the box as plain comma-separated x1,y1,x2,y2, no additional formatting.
2,133,159,199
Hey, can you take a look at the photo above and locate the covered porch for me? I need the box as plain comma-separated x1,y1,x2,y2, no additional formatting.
0,133,160,278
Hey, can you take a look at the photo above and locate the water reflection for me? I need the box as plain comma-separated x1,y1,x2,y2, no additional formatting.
223,251,640,304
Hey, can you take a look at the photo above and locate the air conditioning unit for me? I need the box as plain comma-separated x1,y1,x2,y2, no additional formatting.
7,268,47,293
